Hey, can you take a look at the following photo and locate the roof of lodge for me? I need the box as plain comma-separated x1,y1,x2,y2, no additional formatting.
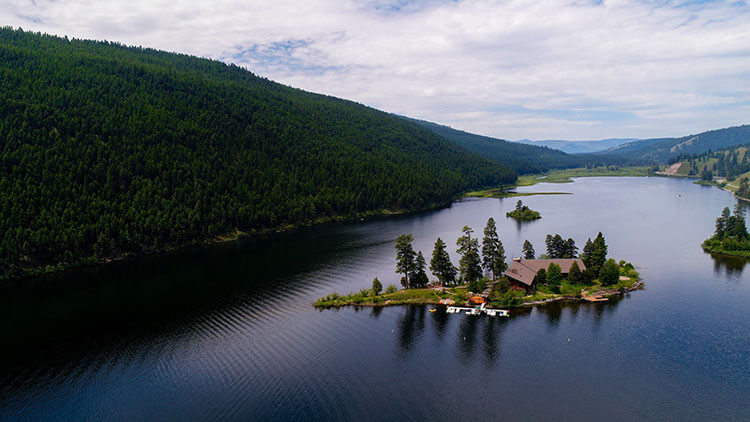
504,258,586,286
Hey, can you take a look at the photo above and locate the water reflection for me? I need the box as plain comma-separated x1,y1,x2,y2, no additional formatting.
396,306,426,356
710,254,748,280
392,301,629,369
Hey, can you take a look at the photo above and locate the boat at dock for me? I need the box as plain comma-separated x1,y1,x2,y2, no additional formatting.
445,303,509,317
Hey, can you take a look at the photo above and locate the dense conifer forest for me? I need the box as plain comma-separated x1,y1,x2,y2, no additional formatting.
406,118,635,173
0,28,516,279
601,125,750,163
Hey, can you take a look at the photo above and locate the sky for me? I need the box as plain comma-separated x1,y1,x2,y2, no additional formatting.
2,0,750,140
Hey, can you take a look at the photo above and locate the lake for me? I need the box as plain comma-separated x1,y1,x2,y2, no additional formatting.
1,177,749,420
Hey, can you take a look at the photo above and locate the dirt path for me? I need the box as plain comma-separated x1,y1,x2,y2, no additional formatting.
658,162,682,175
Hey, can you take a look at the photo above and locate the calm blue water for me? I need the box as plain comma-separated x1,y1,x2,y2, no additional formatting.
1,177,748,420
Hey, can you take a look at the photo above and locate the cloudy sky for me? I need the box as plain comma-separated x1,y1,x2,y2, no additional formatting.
3,0,750,140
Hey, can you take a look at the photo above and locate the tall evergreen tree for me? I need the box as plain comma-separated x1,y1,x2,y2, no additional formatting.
395,234,416,288
589,232,608,274
731,203,748,239
581,238,593,266
565,238,578,258
411,251,429,288
481,217,507,279
522,240,535,259
457,226,482,283
715,207,731,239
568,261,583,284
430,237,457,286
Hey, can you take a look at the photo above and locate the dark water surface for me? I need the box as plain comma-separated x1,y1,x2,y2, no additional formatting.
1,177,749,420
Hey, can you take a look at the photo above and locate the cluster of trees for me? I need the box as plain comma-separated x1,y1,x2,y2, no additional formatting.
714,205,748,240
736,178,750,199
523,232,619,287
678,144,750,182
395,217,507,288
618,125,750,163
704,204,750,254
0,27,517,279
544,234,578,258
506,200,541,220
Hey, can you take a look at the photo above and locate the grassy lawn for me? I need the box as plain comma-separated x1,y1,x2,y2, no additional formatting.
517,166,655,187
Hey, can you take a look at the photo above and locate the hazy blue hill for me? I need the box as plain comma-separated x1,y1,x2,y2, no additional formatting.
406,118,633,173
517,138,637,154
0,27,516,279
599,125,750,162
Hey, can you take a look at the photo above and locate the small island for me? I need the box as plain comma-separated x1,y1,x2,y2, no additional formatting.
506,200,541,220
315,219,641,309
702,204,750,257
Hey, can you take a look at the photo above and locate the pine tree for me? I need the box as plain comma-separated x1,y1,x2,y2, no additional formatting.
581,238,593,267
716,207,731,239
522,240,535,259
372,277,383,295
731,204,748,239
395,234,416,288
482,217,506,279
457,226,482,283
568,261,583,284
412,251,429,288
589,232,608,273
430,237,457,286
565,238,578,258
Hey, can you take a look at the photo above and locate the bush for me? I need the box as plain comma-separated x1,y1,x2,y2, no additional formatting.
385,284,398,294
568,261,583,284
600,259,620,285
546,263,563,285
499,290,522,306
468,277,489,294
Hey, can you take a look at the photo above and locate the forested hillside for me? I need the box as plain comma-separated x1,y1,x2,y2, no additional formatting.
517,138,636,154
407,118,633,173
601,125,750,162
671,143,750,199
0,28,516,279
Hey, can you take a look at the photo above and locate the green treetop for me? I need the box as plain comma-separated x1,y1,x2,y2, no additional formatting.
457,226,482,283
430,237,457,286
522,240,535,259
411,251,429,288
395,234,416,288
481,217,507,279
372,277,383,295
545,263,563,286
600,258,620,285
568,261,583,284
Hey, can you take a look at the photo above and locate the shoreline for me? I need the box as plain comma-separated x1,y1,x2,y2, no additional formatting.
1,204,453,284
314,279,644,310
4,167,663,283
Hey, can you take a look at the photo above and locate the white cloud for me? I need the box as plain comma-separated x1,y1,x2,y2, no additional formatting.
2,0,750,139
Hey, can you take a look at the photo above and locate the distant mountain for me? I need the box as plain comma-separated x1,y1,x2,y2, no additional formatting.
406,118,635,173
598,125,750,163
516,138,637,154
0,28,515,279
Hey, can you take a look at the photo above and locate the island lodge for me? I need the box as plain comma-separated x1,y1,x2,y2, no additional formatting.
504,258,586,292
